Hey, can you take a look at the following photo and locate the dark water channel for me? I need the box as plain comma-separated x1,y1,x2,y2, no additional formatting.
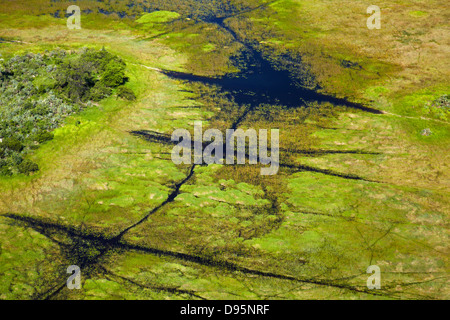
163,16,383,115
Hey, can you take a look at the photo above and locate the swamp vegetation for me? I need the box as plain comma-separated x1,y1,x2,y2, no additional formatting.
0,0,448,300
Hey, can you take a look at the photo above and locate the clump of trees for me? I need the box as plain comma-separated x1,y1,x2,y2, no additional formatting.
0,48,135,175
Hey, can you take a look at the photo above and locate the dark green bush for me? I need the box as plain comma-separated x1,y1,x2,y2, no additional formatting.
80,48,123,72
56,59,95,102
1,138,24,152
0,166,12,176
101,60,126,87
117,86,136,101
34,131,54,143
18,159,39,174
90,82,112,101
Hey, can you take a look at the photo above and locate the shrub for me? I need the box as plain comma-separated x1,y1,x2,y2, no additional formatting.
34,131,54,143
0,166,12,176
423,94,450,121
101,60,126,87
1,138,24,152
433,94,449,109
80,48,122,72
56,59,95,101
18,159,39,174
31,105,49,116
33,75,57,94
89,82,112,101
117,86,136,101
